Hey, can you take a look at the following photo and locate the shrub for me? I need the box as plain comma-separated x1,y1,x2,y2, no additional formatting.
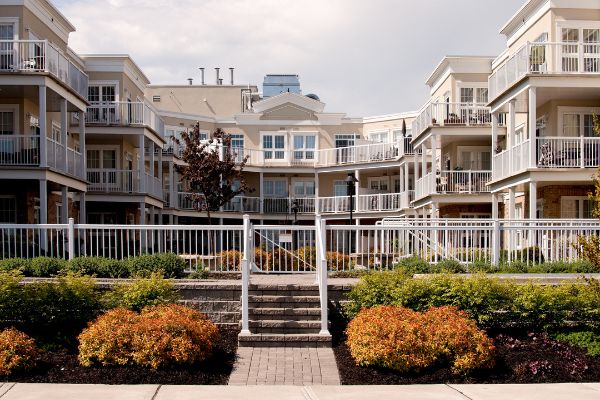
555,331,600,356
346,305,494,374
124,253,185,278
510,246,544,264
78,304,218,369
67,257,128,278
104,273,179,312
0,271,24,322
575,235,600,270
0,328,38,375
254,248,269,271
0,258,30,274
26,257,66,277
344,271,411,318
326,251,351,271
394,256,430,274
215,250,242,271
433,259,466,273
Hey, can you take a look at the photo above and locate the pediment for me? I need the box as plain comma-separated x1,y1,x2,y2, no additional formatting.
260,103,317,121
252,92,325,114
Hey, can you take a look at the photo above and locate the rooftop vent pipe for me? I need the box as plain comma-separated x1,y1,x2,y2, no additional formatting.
229,67,234,85
199,67,205,85
187,78,193,85
215,68,220,85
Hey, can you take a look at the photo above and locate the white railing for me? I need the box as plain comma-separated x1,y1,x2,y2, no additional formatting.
177,193,314,214
0,136,39,166
86,101,165,135
318,192,411,214
145,173,163,199
400,190,415,209
416,171,492,199
490,42,600,101
0,40,88,98
87,169,140,193
413,102,493,137
0,219,599,274
537,137,600,168
492,140,531,180
45,137,84,178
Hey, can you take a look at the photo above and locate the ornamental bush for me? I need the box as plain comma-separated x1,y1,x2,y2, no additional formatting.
67,257,128,278
27,257,66,277
346,305,494,374
78,304,218,369
124,253,186,278
215,250,242,271
0,328,39,375
0,258,30,274
393,256,430,274
103,272,179,312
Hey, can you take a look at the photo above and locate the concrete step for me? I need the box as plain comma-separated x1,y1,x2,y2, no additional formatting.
249,284,319,292
248,295,321,309
249,320,322,334
249,307,321,320
238,332,332,348
249,289,320,297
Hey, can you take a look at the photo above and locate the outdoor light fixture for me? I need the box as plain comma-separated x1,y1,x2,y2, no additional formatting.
345,172,358,253
291,199,299,225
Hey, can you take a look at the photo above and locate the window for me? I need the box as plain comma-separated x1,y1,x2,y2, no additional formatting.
559,26,600,72
293,134,316,161
0,21,16,69
561,196,596,219
334,180,347,197
457,146,492,170
264,179,287,197
0,111,14,135
370,131,389,143
262,133,285,160
0,196,16,223
51,122,61,143
88,84,116,103
560,110,600,137
368,177,389,192
292,180,315,197
335,134,358,148
460,87,487,104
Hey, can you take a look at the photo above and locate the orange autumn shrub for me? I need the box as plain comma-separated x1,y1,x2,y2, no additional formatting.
78,304,218,369
326,251,350,271
254,248,269,271
215,250,242,271
0,328,38,375
346,305,494,374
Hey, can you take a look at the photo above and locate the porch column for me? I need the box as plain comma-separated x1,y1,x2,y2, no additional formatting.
508,100,516,149
259,172,264,214
491,112,499,173
404,163,409,191
139,202,146,225
39,85,47,167
528,87,537,168
79,193,86,224
492,192,499,220
421,144,428,193
508,187,515,219
60,186,68,224
529,181,537,219
413,150,419,183
354,169,360,195
60,98,68,172
430,136,438,193
150,142,155,178
314,172,319,214
139,136,146,193
169,162,176,208
79,108,86,178
39,179,48,224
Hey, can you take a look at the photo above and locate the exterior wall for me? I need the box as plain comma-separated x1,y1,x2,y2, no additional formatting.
538,185,594,218
439,204,492,218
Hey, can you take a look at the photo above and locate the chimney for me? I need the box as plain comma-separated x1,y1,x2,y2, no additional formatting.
215,67,220,85
229,67,234,85
199,67,205,85
187,78,193,85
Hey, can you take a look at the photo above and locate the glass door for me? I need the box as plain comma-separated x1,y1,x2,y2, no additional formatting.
0,24,14,70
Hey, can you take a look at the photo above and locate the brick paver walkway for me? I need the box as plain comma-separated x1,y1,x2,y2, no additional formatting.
228,346,340,386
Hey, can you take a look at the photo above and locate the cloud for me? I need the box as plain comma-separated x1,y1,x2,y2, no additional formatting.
55,0,524,117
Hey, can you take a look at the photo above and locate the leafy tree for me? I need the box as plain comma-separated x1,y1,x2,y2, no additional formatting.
176,124,251,224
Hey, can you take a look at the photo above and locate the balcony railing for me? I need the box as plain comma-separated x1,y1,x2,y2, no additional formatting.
489,42,600,101
87,169,162,199
318,192,413,214
0,40,88,98
492,137,600,181
86,101,164,135
145,173,163,199
413,102,493,137
416,170,492,199
0,135,83,178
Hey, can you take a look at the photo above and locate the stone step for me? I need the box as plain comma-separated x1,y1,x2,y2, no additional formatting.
238,332,332,348
249,320,322,329
248,295,321,309
249,289,320,297
248,284,319,291
249,307,321,320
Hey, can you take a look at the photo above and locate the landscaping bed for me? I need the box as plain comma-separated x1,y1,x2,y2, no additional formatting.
6,326,238,385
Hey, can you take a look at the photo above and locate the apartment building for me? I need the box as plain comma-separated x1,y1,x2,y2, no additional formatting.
0,0,87,225
411,56,506,218
488,0,600,220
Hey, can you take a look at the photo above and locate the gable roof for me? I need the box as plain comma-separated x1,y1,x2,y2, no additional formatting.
252,92,325,113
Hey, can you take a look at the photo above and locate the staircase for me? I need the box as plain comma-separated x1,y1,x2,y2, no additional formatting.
238,282,331,347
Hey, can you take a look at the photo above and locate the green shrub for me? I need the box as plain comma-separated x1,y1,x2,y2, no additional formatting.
393,256,430,274
469,260,495,273
344,270,411,318
124,253,185,278
510,246,544,264
555,331,600,356
26,257,66,277
67,257,128,278
0,271,24,323
433,259,466,273
0,258,30,274
104,273,179,312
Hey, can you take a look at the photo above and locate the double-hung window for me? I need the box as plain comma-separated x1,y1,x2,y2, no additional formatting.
293,180,315,197
264,179,288,198
293,134,316,161
262,133,285,160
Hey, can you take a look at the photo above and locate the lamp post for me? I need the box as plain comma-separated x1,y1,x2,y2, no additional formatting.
345,172,358,253
291,199,299,225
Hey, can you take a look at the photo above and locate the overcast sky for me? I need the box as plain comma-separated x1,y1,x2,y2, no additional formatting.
55,0,525,117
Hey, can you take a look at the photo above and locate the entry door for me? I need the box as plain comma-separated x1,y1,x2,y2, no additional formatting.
87,149,118,190
0,24,14,69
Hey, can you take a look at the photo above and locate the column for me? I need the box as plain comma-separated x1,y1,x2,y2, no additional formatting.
430,136,438,193
259,172,264,214
79,193,86,224
421,144,428,194
508,100,516,149
169,162,176,208
150,142,155,178
79,107,86,179
39,179,48,224
314,172,319,214
528,87,537,168
139,202,146,224
139,136,146,193
60,98,68,172
491,112,499,173
139,202,146,251
492,193,499,220
404,163,409,191
60,186,68,224
529,181,537,219
414,148,419,182
508,187,516,219
39,86,47,167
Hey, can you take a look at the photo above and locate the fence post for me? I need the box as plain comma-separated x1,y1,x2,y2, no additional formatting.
492,218,500,266
241,214,250,335
315,214,329,335
68,217,75,260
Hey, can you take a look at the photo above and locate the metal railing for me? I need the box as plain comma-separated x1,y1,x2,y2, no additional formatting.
0,136,39,166
87,169,140,193
318,192,410,214
0,40,88,98
413,102,493,137
490,42,600,101
86,101,165,135
416,170,492,199
46,138,84,178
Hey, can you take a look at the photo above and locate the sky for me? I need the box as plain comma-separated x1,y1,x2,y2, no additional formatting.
54,0,525,117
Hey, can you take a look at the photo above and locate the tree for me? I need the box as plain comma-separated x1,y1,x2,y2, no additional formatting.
175,124,252,224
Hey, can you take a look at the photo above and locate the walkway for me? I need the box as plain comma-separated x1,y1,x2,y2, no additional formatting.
228,346,340,386
0,383,598,399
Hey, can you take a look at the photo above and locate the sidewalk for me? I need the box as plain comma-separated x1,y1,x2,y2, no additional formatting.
0,382,598,400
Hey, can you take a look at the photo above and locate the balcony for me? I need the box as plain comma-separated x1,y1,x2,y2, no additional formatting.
0,135,83,178
415,170,492,200
489,42,600,101
231,139,413,168
413,102,493,138
317,192,414,214
87,169,163,199
85,101,164,135
492,137,600,181
0,40,88,98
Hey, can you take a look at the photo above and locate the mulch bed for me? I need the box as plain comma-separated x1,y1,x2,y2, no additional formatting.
330,313,600,385
5,327,239,385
